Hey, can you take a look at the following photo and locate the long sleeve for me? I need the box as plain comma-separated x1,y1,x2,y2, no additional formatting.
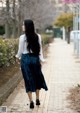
16,36,24,59
38,34,46,62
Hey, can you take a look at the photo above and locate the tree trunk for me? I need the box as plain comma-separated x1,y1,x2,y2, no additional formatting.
12,0,17,38
5,0,10,38
5,22,10,38
18,0,22,37
67,31,70,44
67,27,71,44
65,27,70,44
12,20,17,38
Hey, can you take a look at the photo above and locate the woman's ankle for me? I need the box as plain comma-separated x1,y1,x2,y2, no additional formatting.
30,101,34,109
36,99,40,105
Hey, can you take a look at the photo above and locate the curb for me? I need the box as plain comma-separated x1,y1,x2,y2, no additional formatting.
0,44,49,105
0,71,22,105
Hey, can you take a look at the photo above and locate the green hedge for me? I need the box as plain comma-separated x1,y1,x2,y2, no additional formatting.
0,39,18,67
41,33,53,45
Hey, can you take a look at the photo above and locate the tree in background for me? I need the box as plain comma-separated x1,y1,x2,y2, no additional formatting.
0,0,16,38
22,0,55,31
54,13,73,43
5,0,10,38
0,0,56,38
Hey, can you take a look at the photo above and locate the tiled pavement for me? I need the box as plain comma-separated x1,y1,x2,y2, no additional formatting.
2,38,80,113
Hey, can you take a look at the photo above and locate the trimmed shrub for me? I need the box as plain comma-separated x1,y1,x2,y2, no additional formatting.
0,39,18,67
41,33,53,45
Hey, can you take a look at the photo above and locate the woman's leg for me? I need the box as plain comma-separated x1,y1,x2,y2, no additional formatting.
36,89,40,105
36,89,40,100
28,92,34,109
28,92,32,102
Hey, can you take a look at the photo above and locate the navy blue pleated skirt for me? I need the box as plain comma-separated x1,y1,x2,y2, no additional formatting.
21,53,48,93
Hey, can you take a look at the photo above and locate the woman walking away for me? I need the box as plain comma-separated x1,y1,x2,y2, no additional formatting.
16,19,48,109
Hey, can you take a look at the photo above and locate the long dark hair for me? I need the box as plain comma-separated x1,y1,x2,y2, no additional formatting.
24,19,40,55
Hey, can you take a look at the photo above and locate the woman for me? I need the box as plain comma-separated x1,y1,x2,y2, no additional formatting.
16,19,48,109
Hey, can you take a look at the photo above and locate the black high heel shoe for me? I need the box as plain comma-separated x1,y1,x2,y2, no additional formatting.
30,101,34,109
36,99,40,105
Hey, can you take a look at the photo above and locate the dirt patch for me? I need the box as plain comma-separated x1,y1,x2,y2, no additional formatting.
0,64,20,87
67,85,80,113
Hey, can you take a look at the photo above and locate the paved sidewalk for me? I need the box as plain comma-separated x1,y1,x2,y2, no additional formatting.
2,38,80,113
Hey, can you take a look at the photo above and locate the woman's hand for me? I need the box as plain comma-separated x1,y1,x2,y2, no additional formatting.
16,57,20,64
40,58,47,65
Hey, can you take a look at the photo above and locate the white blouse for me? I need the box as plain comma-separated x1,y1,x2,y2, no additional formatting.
16,34,45,62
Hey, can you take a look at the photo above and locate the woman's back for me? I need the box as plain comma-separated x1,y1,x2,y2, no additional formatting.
16,33,45,62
